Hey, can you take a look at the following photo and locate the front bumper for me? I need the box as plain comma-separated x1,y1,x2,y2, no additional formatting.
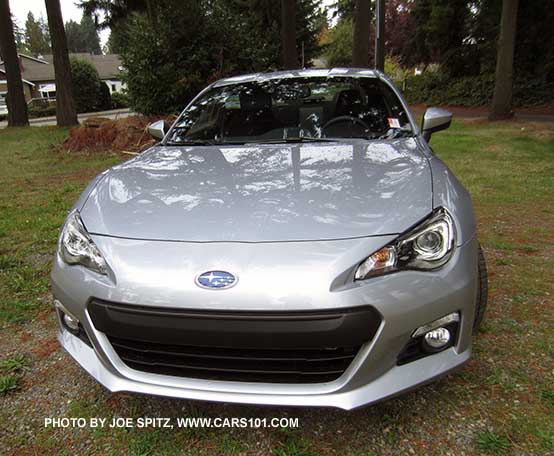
51,235,478,410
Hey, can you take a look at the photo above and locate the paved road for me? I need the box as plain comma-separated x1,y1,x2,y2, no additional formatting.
0,108,134,128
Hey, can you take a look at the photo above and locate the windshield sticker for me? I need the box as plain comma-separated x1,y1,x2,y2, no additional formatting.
388,118,401,129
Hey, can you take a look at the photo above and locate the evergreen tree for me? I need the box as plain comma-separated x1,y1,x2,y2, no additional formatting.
24,12,51,56
79,13,101,54
65,13,101,54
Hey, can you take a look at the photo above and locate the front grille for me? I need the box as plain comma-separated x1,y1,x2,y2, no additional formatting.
108,336,360,383
89,299,381,384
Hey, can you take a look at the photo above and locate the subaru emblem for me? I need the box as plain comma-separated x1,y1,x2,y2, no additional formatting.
195,271,237,290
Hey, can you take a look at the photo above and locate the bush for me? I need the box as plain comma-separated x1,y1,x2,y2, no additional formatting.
111,91,130,109
98,82,112,112
28,102,57,118
70,59,112,113
402,71,554,107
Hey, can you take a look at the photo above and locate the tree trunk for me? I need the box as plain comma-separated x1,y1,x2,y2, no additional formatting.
374,0,385,71
0,0,29,127
280,0,297,69
45,0,78,126
352,0,371,67
490,0,519,120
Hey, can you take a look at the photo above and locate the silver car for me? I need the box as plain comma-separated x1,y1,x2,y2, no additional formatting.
51,69,487,410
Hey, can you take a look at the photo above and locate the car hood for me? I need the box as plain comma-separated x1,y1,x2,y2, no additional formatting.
80,138,432,242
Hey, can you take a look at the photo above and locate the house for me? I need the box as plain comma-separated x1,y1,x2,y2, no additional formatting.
0,53,126,104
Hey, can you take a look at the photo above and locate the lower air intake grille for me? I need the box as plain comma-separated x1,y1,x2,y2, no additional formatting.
108,336,360,383
88,299,381,384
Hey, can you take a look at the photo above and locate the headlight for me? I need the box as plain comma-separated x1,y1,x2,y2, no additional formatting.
59,211,108,275
355,208,456,281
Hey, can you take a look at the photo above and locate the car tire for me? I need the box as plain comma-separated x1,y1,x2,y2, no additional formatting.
473,244,488,331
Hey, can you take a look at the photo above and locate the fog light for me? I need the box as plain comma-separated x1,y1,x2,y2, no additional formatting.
423,327,451,349
63,313,80,331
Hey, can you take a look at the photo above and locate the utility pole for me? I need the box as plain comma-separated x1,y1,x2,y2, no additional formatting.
352,0,371,67
374,0,385,72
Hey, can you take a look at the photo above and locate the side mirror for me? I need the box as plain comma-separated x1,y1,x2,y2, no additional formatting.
148,120,169,141
421,107,452,142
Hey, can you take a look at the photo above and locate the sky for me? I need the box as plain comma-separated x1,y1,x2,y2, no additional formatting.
9,0,337,52
9,0,109,48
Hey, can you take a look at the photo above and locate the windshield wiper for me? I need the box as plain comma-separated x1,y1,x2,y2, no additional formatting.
244,137,339,145
165,140,217,146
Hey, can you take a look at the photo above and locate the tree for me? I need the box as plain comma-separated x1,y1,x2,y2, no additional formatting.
385,0,415,64
281,0,298,69
0,0,29,126
404,0,471,74
80,0,323,113
79,13,102,54
12,18,28,53
324,19,353,67
45,0,78,126
65,13,102,54
105,20,131,54
24,12,51,56
490,0,519,120
352,0,370,67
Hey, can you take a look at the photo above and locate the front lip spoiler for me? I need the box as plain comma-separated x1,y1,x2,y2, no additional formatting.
58,327,470,410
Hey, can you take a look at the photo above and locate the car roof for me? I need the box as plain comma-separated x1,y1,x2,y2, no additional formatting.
212,68,383,87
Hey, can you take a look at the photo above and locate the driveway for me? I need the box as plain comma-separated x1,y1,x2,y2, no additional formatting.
0,108,134,128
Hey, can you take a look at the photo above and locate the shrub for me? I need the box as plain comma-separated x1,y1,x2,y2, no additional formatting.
111,91,130,109
70,58,112,113
98,82,112,112
401,71,554,107
28,102,57,118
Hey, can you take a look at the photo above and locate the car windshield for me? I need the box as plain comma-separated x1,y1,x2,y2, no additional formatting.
167,76,413,145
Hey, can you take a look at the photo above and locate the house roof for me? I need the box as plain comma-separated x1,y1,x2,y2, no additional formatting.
41,53,123,80
0,69,36,86
0,53,123,83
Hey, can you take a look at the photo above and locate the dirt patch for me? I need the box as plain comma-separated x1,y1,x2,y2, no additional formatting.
30,337,59,360
62,115,177,155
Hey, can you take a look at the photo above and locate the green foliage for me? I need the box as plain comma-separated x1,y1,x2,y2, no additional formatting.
65,13,102,54
24,12,50,56
105,19,131,54
98,82,112,112
403,71,554,107
0,355,30,373
475,0,554,82
405,0,472,75
85,0,325,114
70,58,112,113
0,375,18,394
110,91,129,109
475,431,511,454
324,19,353,67
28,102,57,118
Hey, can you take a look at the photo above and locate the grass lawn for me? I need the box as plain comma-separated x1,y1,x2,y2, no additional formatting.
0,121,553,455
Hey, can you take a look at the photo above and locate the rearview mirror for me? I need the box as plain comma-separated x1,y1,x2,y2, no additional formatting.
148,120,169,141
421,108,452,142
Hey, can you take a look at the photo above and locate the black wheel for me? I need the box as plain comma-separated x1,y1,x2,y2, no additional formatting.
473,244,488,331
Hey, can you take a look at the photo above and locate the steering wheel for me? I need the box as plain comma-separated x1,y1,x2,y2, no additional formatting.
322,115,370,136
